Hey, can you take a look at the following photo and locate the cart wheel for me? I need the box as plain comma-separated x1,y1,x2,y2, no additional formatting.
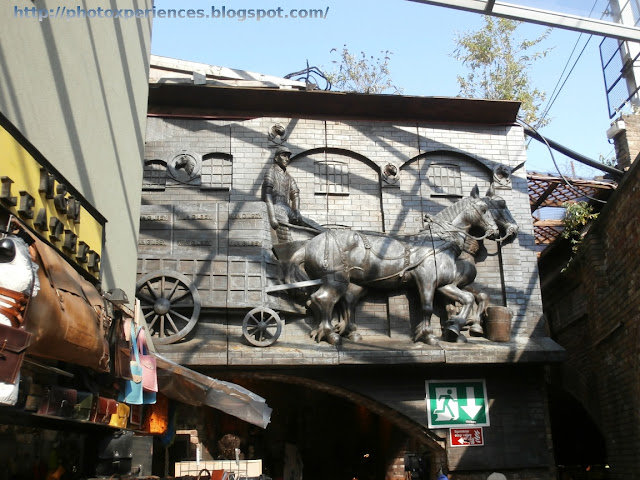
136,270,201,345
242,307,283,347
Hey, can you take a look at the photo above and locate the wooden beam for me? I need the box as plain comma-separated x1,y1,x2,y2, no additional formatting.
530,181,559,212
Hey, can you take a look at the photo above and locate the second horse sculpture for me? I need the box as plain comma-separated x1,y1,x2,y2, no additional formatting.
284,185,518,345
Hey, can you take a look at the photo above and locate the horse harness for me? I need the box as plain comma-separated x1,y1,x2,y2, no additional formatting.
321,228,463,284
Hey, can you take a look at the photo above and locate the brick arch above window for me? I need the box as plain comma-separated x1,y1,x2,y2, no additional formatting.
201,152,233,190
142,159,167,190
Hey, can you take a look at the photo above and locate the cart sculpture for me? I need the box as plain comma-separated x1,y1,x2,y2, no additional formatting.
135,186,517,347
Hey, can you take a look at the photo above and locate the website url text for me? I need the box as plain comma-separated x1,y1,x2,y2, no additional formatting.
13,5,330,22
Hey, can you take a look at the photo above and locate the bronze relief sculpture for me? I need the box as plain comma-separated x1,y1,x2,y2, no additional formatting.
261,148,519,346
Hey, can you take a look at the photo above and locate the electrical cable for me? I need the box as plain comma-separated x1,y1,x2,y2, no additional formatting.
518,118,609,204
528,0,601,143
541,37,593,121
539,33,588,125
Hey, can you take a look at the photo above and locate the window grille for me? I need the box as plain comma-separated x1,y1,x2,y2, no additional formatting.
427,163,462,197
142,159,167,190
201,153,232,190
315,161,349,195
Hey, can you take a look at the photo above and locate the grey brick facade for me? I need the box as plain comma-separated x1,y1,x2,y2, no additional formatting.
139,109,561,479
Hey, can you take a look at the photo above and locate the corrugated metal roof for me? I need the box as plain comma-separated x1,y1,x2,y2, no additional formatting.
150,55,308,90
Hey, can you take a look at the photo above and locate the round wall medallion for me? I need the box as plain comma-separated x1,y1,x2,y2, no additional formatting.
169,153,200,183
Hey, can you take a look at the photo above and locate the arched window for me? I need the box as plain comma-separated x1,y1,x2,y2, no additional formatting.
201,153,233,190
142,159,167,190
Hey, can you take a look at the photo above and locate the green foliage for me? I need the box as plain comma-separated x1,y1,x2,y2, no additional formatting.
561,201,598,253
452,16,552,127
326,45,403,94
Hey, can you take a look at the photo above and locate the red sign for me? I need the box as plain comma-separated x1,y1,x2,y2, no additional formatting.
450,427,484,447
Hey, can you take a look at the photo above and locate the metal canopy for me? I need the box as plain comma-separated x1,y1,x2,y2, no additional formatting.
408,0,640,42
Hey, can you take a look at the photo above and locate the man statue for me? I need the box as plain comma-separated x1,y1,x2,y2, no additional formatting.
262,146,304,242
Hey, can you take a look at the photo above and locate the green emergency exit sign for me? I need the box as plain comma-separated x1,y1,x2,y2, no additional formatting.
426,380,490,428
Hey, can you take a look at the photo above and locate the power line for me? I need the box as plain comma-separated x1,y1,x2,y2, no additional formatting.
542,36,593,120
533,0,602,130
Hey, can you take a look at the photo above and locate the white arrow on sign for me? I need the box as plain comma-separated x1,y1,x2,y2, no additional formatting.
460,386,483,419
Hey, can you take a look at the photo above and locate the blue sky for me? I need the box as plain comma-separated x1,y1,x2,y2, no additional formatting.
150,0,617,178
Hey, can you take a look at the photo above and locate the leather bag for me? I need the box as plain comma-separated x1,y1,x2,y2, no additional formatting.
21,229,110,373
137,328,157,393
0,323,31,384
96,430,133,476
119,322,143,405
113,317,132,380
128,404,144,428
109,402,130,429
72,392,94,421
37,386,78,417
90,396,118,424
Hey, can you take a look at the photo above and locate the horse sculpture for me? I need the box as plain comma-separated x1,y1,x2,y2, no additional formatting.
446,185,519,336
285,187,515,345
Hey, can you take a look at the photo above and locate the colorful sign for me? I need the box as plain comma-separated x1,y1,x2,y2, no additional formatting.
425,380,490,428
450,427,484,447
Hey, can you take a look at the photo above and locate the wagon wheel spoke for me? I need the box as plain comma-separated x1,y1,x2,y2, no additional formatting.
170,290,191,304
147,314,159,331
137,292,156,305
144,281,159,300
167,309,190,322
159,315,166,338
166,279,180,301
164,312,180,335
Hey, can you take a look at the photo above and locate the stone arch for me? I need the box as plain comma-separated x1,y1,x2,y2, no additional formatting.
289,147,383,231
225,370,446,479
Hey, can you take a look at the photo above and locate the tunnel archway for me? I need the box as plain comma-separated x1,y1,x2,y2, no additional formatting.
211,371,446,480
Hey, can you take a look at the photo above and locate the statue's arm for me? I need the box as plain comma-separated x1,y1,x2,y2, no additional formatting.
289,178,302,224
263,184,280,230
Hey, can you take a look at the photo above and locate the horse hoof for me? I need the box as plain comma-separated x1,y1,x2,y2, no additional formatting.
456,333,468,343
442,329,459,343
328,332,341,345
348,332,362,342
424,334,439,346
469,325,484,336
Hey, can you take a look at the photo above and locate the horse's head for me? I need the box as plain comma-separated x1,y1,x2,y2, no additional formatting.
472,184,519,242
467,197,500,239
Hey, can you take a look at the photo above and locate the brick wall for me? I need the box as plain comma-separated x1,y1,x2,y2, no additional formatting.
140,114,557,479
141,116,544,343
541,142,640,479
612,113,640,170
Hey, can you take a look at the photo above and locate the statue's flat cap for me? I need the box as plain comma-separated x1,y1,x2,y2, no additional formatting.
275,146,291,155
